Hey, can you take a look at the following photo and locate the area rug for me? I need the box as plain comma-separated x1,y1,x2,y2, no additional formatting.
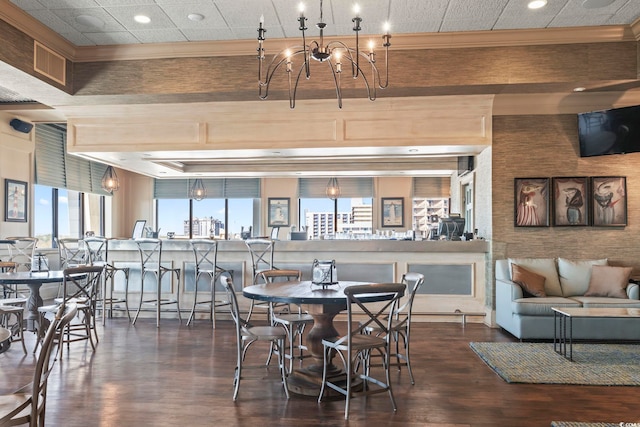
469,342,640,386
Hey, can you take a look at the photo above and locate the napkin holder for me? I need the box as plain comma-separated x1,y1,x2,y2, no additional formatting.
311,259,337,286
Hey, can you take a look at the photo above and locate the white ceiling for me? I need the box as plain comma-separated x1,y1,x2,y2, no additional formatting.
9,0,640,47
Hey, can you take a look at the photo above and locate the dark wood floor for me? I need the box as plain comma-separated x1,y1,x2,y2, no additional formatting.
1,316,638,427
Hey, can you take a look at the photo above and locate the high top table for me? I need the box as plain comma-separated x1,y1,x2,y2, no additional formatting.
0,271,67,331
243,280,403,396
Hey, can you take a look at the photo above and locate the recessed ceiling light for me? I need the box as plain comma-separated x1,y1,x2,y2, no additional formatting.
573,87,586,92
408,149,418,153
582,0,615,8
528,0,547,9
188,13,205,21
75,14,104,28
134,15,151,24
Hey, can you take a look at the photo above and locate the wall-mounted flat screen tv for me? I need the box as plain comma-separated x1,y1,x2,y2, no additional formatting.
578,105,640,157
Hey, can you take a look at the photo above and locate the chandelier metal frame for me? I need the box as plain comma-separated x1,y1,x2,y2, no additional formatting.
257,0,391,109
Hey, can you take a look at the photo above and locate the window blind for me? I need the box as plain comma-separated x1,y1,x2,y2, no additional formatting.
35,124,110,195
154,178,260,199
298,177,374,198
412,177,451,198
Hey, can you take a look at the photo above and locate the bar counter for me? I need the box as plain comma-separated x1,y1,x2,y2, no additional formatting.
101,238,491,325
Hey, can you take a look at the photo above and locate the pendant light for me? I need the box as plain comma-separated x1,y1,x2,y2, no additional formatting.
326,177,340,200
189,178,206,201
101,166,120,194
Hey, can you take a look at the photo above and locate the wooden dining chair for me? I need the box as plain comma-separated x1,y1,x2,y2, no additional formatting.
219,275,289,401
0,303,77,427
318,282,405,420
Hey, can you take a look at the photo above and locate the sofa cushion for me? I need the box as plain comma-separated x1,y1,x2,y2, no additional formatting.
584,265,632,298
512,297,581,316
508,258,563,296
557,258,608,297
570,296,640,308
511,264,547,297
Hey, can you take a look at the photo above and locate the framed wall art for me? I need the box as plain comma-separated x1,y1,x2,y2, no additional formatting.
552,177,589,226
381,197,404,228
268,197,290,227
591,176,627,226
4,179,28,222
514,178,549,227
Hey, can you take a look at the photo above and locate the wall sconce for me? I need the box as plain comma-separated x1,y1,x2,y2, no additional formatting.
326,177,340,200
101,166,120,193
189,178,206,201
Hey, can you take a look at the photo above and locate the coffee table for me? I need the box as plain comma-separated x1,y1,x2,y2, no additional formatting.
552,307,640,361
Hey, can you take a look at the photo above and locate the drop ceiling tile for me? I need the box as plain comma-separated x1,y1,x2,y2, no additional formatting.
84,30,142,44
44,0,100,8
160,4,227,28
9,0,46,11
181,27,241,41
49,7,127,33
389,0,448,23
26,9,88,34
130,28,189,43
59,30,97,46
103,5,176,30
95,0,156,5
549,13,617,27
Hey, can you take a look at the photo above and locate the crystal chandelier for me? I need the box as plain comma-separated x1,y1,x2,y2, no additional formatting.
257,1,391,109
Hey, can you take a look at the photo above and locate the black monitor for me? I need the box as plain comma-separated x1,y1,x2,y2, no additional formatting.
438,216,465,241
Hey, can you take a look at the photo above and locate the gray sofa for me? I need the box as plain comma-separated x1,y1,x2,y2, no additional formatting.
495,258,640,340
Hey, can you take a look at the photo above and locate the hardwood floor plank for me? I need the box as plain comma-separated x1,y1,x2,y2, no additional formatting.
0,318,638,426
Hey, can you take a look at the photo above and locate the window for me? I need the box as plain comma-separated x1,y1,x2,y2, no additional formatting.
412,177,451,240
33,184,106,248
33,123,111,247
298,178,374,239
154,178,260,239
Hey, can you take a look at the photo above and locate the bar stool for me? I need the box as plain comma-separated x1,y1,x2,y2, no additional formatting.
245,239,299,321
187,239,232,328
132,238,182,327
84,237,131,324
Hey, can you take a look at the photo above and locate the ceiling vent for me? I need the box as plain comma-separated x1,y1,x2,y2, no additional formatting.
33,41,66,86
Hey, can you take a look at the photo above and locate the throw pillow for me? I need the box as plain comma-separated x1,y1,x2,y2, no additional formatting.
511,264,547,297
584,265,632,299
557,258,608,296
508,258,562,296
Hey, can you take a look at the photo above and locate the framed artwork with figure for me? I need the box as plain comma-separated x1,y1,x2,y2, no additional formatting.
591,176,627,226
4,179,28,222
552,177,589,226
514,178,549,227
268,197,290,227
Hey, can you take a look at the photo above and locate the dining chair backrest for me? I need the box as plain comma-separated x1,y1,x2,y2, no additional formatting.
134,238,163,272
83,237,109,267
61,265,104,306
57,238,89,269
190,239,218,275
0,303,77,426
342,283,406,346
219,275,247,334
396,272,425,322
259,269,301,283
5,237,38,272
245,239,276,284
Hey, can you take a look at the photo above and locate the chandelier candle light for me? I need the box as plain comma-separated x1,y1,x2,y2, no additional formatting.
257,1,391,108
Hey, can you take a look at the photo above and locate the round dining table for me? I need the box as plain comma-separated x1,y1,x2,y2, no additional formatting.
243,280,401,397
0,270,67,331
